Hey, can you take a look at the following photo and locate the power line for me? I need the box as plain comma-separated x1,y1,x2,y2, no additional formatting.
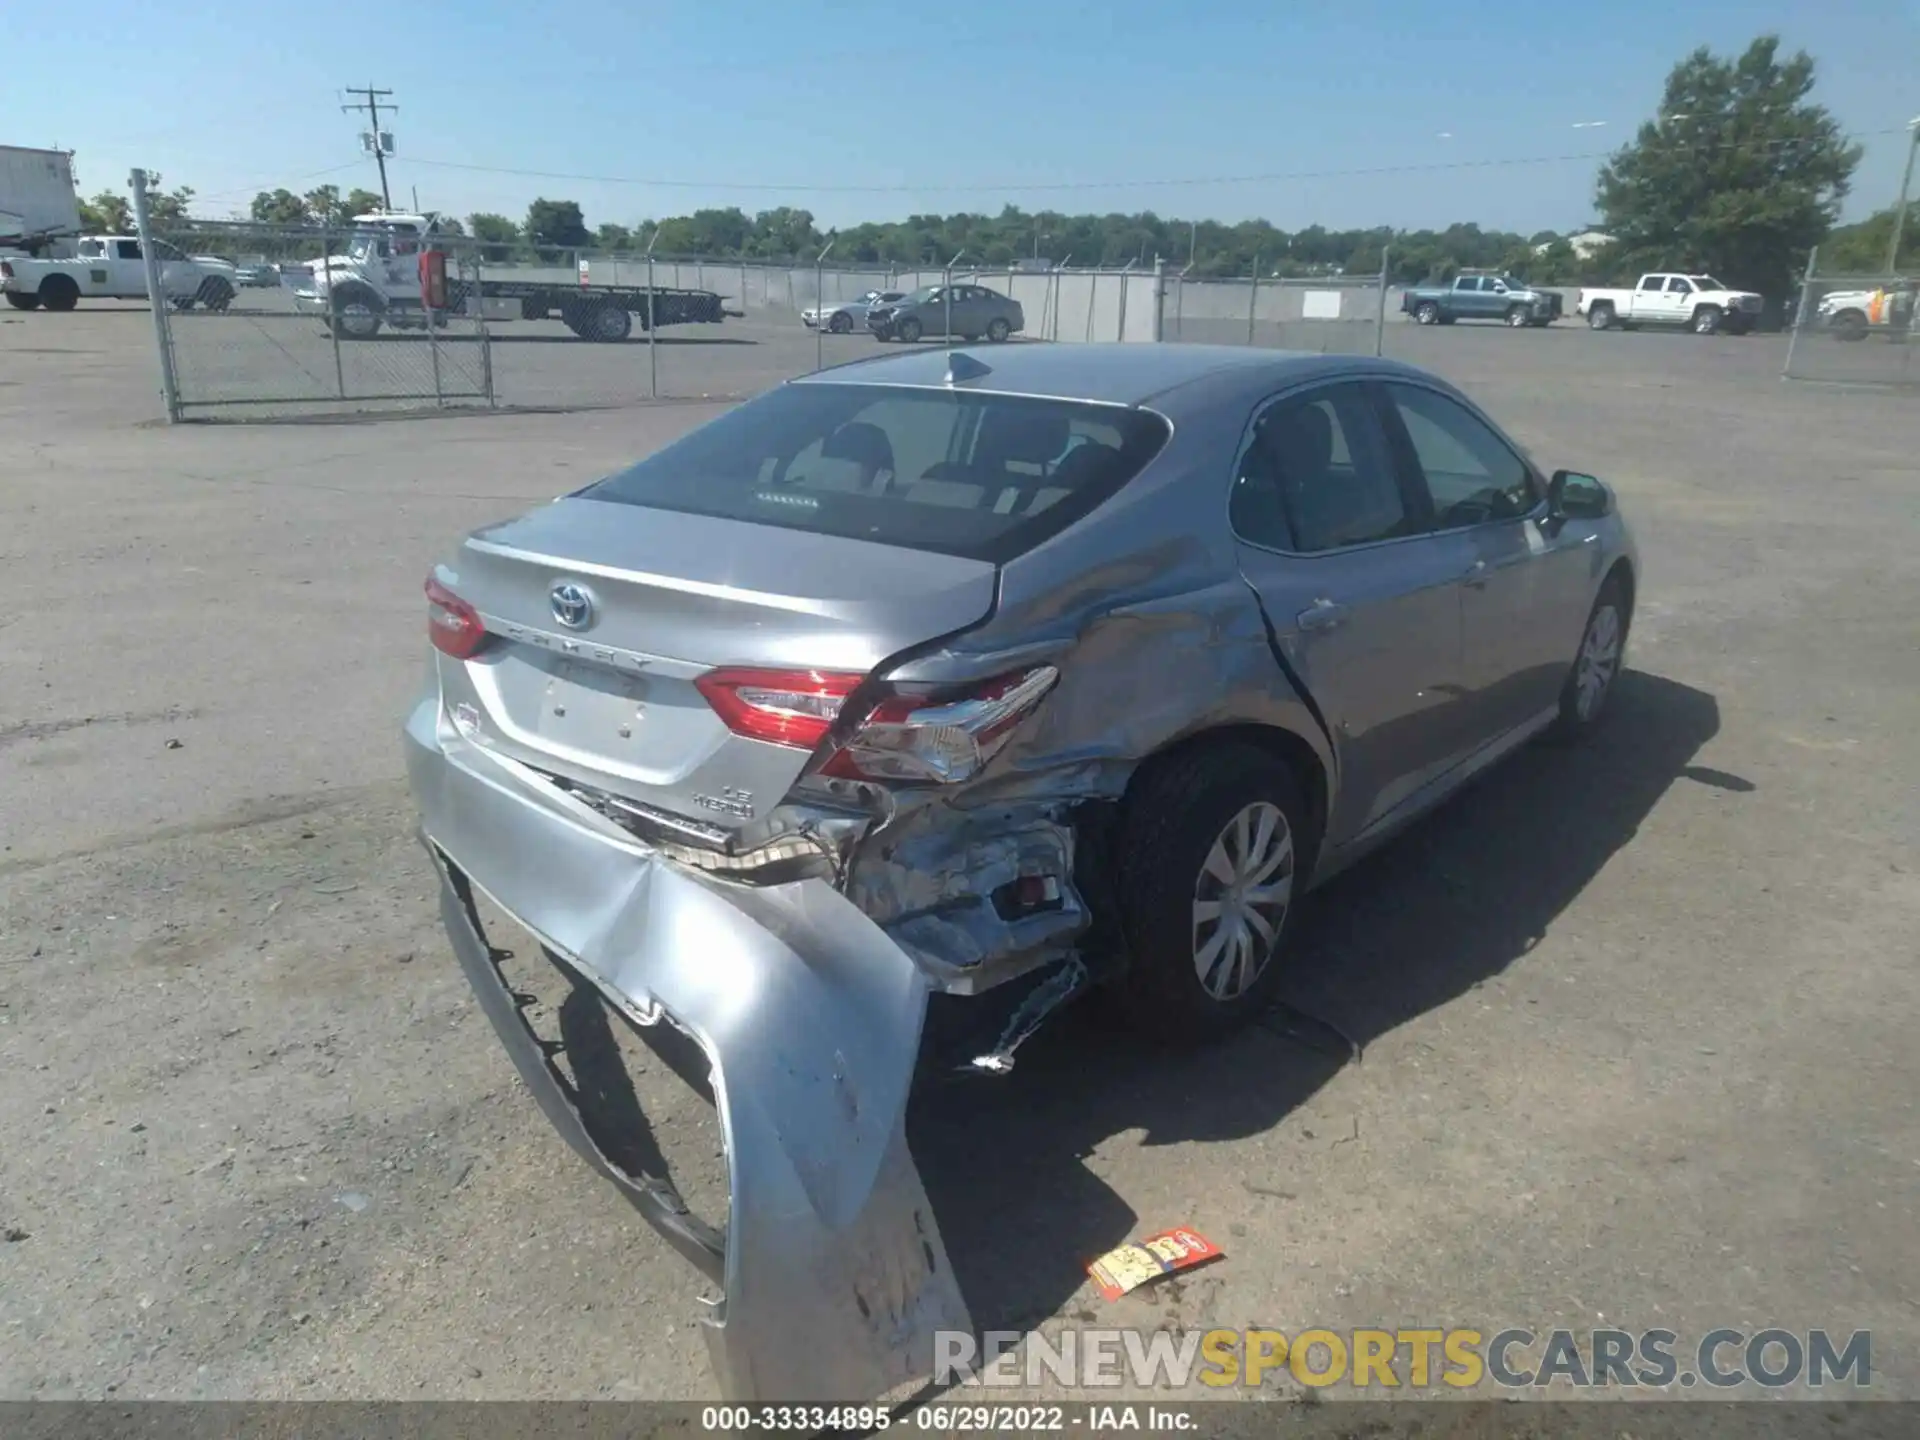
401,126,1910,198
195,160,365,205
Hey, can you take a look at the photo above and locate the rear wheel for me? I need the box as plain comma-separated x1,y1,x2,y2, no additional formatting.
38,275,79,312
986,317,1011,342
1587,304,1614,330
1414,300,1440,325
4,292,41,310
896,316,923,343
1114,745,1312,1043
579,302,632,342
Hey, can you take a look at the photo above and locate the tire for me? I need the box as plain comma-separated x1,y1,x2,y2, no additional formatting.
580,302,632,342
4,292,40,311
1691,304,1722,335
1831,310,1869,342
1550,572,1630,741
986,317,1011,343
329,290,383,340
38,275,80,312
896,316,922,343
828,311,852,334
1587,304,1614,331
1414,301,1440,325
1113,744,1313,1043
1505,304,1531,328
198,277,235,313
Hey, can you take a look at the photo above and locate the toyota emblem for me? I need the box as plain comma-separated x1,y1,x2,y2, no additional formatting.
549,582,595,630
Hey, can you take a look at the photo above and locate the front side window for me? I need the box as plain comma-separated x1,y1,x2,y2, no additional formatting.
586,383,1169,563
1231,383,1411,554
1667,277,1693,294
1384,384,1538,529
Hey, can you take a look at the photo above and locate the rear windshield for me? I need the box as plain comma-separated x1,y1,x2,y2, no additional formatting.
584,382,1171,563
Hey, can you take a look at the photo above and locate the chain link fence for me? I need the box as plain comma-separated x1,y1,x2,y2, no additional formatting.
133,178,494,420
1783,249,1918,388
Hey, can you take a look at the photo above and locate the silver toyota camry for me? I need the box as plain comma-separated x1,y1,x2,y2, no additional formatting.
404,342,1636,1402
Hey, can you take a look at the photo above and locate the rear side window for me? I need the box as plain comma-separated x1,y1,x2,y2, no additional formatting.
585,383,1170,562
1232,383,1412,554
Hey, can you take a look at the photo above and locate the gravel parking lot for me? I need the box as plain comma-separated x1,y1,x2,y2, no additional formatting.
2,307,1916,1410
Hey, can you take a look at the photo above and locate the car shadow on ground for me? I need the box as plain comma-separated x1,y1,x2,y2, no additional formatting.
908,668,1732,1341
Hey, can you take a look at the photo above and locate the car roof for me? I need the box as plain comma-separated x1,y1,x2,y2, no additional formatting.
794,342,1421,408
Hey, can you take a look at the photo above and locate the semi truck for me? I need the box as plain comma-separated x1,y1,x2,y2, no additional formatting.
292,212,732,340
1,144,81,254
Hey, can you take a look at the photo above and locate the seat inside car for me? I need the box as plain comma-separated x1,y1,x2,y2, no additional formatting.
807,421,897,494
908,410,1073,514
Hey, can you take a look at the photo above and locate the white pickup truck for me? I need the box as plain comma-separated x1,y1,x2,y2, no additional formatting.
1,234,235,312
1577,272,1764,335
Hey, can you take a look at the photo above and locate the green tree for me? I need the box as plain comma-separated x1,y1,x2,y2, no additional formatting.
594,222,635,252
305,185,346,227
250,189,309,226
142,173,194,226
79,191,131,233
467,212,519,261
1593,34,1860,297
1818,203,1919,274
344,188,385,218
525,198,590,251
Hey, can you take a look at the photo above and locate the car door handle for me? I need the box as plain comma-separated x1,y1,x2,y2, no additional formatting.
1297,598,1349,632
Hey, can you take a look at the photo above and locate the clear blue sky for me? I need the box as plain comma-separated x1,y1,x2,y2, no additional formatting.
17,0,1919,236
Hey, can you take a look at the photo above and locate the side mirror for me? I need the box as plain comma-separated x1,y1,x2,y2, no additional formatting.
1548,470,1612,522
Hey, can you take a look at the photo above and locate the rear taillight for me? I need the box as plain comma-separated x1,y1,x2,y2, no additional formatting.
425,575,488,659
694,664,1060,785
693,667,865,749
822,666,1058,785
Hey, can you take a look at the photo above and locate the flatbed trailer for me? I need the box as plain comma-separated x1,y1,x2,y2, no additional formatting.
291,210,736,341
453,276,728,338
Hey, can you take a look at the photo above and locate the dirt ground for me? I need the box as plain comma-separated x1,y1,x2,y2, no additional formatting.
1,309,1916,1408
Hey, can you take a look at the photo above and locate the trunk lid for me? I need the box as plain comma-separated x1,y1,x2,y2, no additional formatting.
439,497,997,833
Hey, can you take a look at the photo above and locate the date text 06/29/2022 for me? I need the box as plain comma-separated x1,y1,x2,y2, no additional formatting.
700,1404,1196,1432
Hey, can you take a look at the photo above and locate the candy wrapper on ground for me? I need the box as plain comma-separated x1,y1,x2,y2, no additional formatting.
1088,1228,1223,1301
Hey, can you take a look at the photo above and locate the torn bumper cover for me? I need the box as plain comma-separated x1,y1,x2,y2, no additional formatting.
405,700,972,1402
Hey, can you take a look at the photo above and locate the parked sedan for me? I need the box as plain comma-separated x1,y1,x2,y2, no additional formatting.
867,282,1023,342
802,288,903,332
406,343,1635,1404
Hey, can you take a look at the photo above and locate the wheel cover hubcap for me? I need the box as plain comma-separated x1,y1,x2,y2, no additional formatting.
1192,801,1294,1001
1575,604,1621,719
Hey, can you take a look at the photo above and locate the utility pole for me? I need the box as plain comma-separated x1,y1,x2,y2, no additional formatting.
1888,116,1920,276
341,84,396,209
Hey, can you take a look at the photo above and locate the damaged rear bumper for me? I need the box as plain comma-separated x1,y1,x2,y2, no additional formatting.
405,699,972,1401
